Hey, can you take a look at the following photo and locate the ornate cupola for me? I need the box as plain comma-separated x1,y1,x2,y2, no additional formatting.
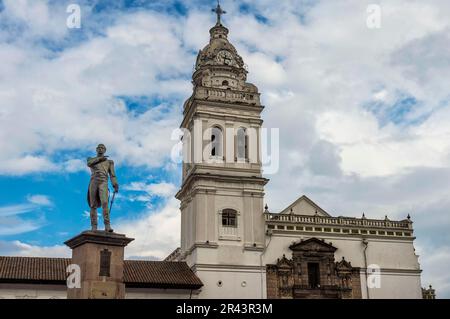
192,2,255,95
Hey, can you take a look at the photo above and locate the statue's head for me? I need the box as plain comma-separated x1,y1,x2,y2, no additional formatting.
96,144,106,156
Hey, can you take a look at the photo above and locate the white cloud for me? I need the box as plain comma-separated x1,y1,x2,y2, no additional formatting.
2,0,68,39
27,194,53,206
124,181,177,198
116,198,180,260
0,240,70,258
64,159,88,173
0,194,52,235
0,155,57,175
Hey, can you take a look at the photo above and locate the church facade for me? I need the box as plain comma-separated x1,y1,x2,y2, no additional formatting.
170,7,422,299
0,6,422,299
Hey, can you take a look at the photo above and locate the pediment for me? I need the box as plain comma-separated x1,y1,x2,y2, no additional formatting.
276,255,294,268
335,257,353,270
289,238,337,253
279,195,331,216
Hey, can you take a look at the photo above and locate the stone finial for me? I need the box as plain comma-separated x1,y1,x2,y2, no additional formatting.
290,208,294,214
407,213,411,220
385,215,389,221
264,204,269,213
362,213,366,219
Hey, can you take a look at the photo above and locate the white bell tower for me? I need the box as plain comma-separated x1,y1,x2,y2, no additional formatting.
175,2,268,298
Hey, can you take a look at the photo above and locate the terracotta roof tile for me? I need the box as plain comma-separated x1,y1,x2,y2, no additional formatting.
0,256,202,289
124,260,203,289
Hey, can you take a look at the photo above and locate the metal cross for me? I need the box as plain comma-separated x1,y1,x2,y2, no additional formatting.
212,0,226,25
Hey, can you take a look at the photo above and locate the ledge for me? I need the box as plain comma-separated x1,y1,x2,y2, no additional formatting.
64,231,134,249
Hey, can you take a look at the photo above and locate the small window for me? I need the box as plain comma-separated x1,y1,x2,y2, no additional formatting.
222,209,237,227
211,127,223,157
222,80,229,86
236,127,248,161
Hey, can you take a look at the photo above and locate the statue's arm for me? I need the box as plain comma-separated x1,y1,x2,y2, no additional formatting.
109,161,119,191
87,156,107,168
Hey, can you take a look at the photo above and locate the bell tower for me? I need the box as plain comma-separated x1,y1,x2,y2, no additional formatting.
175,2,268,298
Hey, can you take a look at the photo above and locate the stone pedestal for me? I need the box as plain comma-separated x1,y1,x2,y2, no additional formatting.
64,231,134,299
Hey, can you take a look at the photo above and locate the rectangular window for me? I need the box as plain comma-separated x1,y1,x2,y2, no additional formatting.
222,209,237,227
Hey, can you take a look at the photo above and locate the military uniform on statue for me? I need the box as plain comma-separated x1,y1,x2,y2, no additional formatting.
65,144,133,299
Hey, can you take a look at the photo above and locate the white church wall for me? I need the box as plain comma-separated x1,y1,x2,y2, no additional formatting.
194,266,266,299
0,284,67,299
125,288,200,299
360,270,422,299
264,232,422,299
0,284,202,299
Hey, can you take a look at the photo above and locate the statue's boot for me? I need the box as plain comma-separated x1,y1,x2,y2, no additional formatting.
103,206,114,233
105,222,114,233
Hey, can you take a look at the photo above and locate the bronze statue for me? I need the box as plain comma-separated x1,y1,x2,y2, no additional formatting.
87,144,119,232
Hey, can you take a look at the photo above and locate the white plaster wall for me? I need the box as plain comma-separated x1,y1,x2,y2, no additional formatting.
194,266,266,299
0,284,67,299
264,232,422,299
264,233,420,270
125,288,199,299
0,284,202,299
361,272,422,299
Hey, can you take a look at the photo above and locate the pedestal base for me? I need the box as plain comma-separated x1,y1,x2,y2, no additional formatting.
65,231,134,299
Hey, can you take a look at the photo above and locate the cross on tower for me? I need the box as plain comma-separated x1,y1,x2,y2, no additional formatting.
212,0,226,25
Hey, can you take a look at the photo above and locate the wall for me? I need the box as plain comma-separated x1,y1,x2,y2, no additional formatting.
193,265,266,299
264,232,422,299
0,284,67,299
0,284,201,299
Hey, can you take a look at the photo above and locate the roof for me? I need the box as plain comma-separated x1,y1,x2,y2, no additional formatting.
279,195,331,217
0,256,203,290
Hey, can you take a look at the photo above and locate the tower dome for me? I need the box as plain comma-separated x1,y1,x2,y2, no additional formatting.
193,2,249,90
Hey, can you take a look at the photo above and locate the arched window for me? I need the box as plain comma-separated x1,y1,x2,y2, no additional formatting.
222,80,229,86
222,209,237,227
236,127,248,161
211,126,223,157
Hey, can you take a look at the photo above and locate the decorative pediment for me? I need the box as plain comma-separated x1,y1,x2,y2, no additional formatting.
335,256,352,271
276,254,294,269
289,238,337,253
279,195,331,216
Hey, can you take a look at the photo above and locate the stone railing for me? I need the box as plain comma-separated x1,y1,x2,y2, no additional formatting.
220,226,239,237
264,213,414,238
194,86,260,105
264,213,411,229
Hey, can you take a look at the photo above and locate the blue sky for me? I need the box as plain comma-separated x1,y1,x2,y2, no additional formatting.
0,0,450,297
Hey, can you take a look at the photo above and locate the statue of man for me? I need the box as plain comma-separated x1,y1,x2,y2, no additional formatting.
87,144,119,232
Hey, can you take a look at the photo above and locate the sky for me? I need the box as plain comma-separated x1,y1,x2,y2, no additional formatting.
0,0,449,297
